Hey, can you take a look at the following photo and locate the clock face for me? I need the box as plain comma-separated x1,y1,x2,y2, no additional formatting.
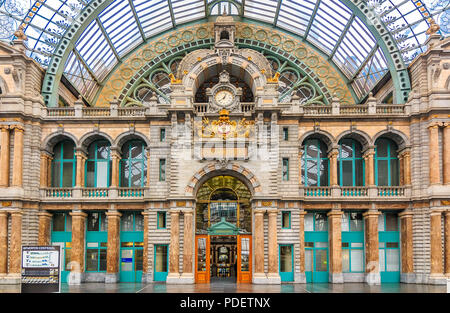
214,90,234,107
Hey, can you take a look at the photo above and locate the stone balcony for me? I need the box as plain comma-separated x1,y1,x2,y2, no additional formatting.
301,186,411,201
40,187,146,201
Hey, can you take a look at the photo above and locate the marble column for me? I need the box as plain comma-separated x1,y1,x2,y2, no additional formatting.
297,210,307,283
0,211,7,276
430,210,443,277
267,209,281,283
253,209,266,283
146,148,151,187
444,210,450,277
9,210,22,276
363,147,375,187
327,210,343,283
328,148,339,187
167,210,180,283
142,211,149,280
0,126,10,187
443,123,450,185
428,124,440,185
75,150,86,188
106,210,121,283
445,211,450,276
38,211,53,246
181,209,194,283
11,125,24,187
399,210,414,282
363,210,381,284
70,210,87,285
40,151,51,187
110,149,120,188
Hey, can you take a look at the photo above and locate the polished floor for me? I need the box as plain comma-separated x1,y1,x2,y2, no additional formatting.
0,281,447,293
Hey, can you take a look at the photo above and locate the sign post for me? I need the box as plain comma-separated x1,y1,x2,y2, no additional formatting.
21,246,61,293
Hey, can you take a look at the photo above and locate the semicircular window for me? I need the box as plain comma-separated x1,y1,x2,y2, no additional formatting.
151,71,172,104
278,70,299,103
294,84,316,104
135,86,155,103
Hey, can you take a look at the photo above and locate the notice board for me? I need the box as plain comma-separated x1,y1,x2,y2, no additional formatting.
21,246,61,293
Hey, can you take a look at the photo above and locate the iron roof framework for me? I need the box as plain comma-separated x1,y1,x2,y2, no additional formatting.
2,0,449,106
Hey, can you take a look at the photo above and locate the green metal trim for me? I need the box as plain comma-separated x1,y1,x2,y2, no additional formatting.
40,0,411,107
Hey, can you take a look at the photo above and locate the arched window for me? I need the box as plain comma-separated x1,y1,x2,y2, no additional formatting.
120,140,147,187
85,140,111,187
302,139,329,186
375,138,399,186
51,141,76,187
338,139,364,186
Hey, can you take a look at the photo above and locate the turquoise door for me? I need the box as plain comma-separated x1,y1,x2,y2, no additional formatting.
379,213,400,283
279,245,294,282
154,244,168,282
304,213,329,283
50,212,72,283
119,244,143,282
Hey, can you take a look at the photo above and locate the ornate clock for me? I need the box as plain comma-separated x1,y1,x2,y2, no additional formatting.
206,70,242,113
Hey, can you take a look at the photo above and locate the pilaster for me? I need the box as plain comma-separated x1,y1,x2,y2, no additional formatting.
328,209,343,283
9,210,22,277
69,210,87,285
363,209,381,284
166,209,180,283
105,210,121,283
180,208,195,283
37,211,53,246
399,210,415,283
428,124,440,185
0,211,8,276
11,125,24,187
252,208,266,284
267,209,281,284
430,209,444,277
0,126,10,187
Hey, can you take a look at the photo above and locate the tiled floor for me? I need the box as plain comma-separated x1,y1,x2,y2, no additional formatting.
0,282,447,293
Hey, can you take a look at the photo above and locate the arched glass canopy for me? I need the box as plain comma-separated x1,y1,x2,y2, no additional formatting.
0,0,449,105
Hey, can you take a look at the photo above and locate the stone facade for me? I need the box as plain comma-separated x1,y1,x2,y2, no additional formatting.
0,22,449,287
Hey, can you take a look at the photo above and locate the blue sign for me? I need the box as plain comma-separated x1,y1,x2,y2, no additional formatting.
121,258,132,263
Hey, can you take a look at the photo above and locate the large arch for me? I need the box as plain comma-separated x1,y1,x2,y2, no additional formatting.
113,130,151,154
41,131,78,153
373,129,410,151
78,130,114,152
21,0,419,107
336,129,373,150
185,162,261,197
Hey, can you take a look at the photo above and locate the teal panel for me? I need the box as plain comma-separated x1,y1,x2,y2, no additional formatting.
381,271,400,283
305,231,328,242
279,245,294,282
120,231,144,242
379,232,400,242
86,231,108,242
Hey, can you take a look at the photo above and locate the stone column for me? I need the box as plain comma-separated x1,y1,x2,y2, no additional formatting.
327,209,343,283
69,210,87,285
0,126,10,187
363,209,381,284
428,124,440,185
75,150,86,187
181,209,194,283
445,211,450,276
38,211,53,246
253,209,266,283
430,210,443,277
106,210,121,283
363,147,375,186
399,149,412,186
11,125,24,187
110,149,120,188
328,148,339,187
0,211,7,276
443,123,450,185
399,210,414,282
40,151,52,187
167,209,180,283
9,210,22,277
297,210,307,283
142,211,149,281
146,147,151,187
267,209,281,283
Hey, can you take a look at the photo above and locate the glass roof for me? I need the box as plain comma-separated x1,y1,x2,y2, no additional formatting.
0,0,449,103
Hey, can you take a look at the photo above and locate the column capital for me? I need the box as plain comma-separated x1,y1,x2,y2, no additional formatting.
363,146,376,158
10,124,24,132
0,125,10,131
169,209,181,215
105,210,122,218
444,210,450,217
327,148,339,158
267,209,278,215
398,210,414,219
75,148,87,158
0,210,8,217
430,209,444,216
362,210,381,218
37,211,53,219
327,210,343,217
443,122,450,128
70,211,88,218
9,209,23,216
298,209,307,217
427,122,441,129
253,208,266,215
182,208,195,215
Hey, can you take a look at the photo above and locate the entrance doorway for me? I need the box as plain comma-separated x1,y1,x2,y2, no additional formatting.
195,234,252,283
210,236,237,282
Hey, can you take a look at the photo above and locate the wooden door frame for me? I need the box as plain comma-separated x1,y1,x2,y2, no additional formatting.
237,234,252,283
195,234,210,283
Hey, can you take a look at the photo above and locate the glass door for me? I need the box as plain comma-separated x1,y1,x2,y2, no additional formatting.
195,235,210,283
279,244,294,282
237,235,251,283
119,242,144,282
304,212,329,283
154,244,168,282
